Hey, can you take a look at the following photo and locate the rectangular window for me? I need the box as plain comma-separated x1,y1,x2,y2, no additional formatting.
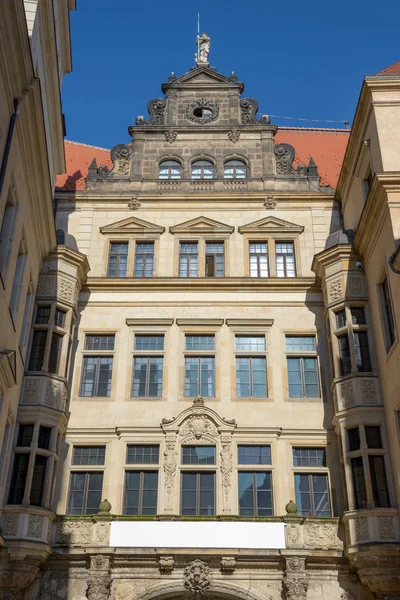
9,247,27,322
249,242,268,277
72,446,106,465
84,335,115,351
294,473,331,517
17,424,34,447
55,308,66,328
127,445,159,464
238,445,271,465
135,242,154,278
351,457,367,509
0,199,19,280
286,336,316,352
135,335,164,351
124,471,158,515
181,472,215,516
338,334,352,376
379,276,396,351
369,455,390,507
132,356,163,397
107,242,128,277
80,356,113,397
236,357,267,397
182,446,216,465
347,428,360,452
286,336,319,398
30,455,47,506
292,447,326,467
335,310,346,329
28,330,47,371
205,242,224,277
238,471,273,516
35,306,51,324
67,472,104,515
48,333,63,374
276,242,295,277
351,307,366,325
8,454,29,504
184,356,215,397
236,336,265,351
354,331,371,372
186,335,214,351
365,426,382,449
38,426,52,450
179,242,198,277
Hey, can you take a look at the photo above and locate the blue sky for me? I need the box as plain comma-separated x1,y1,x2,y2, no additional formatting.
62,0,400,149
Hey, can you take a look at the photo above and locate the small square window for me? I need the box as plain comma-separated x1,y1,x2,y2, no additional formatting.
35,306,51,324
185,335,215,351
135,335,164,351
17,424,34,447
365,426,382,449
292,447,326,467
72,446,106,465
286,336,316,352
126,445,160,464
238,445,271,465
351,307,366,325
236,336,265,351
181,446,216,465
85,335,115,351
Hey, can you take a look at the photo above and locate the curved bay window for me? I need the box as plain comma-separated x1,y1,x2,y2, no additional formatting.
224,160,247,179
158,160,181,180
191,160,214,179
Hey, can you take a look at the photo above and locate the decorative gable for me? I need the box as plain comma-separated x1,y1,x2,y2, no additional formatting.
162,66,244,92
238,216,304,235
169,216,234,235
100,216,165,235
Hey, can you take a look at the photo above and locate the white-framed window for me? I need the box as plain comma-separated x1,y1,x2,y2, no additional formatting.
235,336,267,398
286,335,320,398
292,447,331,516
238,445,273,516
79,334,115,397
131,335,164,398
158,160,181,179
184,335,215,397
224,160,247,179
124,444,160,515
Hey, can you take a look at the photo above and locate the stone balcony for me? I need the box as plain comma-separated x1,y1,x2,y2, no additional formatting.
333,374,381,412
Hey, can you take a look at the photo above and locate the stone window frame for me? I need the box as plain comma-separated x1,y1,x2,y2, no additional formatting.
0,184,20,287
283,330,322,401
190,154,216,180
239,228,302,278
76,330,117,400
235,441,274,516
179,444,217,516
103,235,161,279
290,444,333,517
172,230,232,278
157,155,184,180
339,417,394,511
376,265,398,356
123,442,161,516
66,443,107,516
9,232,28,328
223,154,250,180
329,302,374,379
125,319,174,402
19,276,35,363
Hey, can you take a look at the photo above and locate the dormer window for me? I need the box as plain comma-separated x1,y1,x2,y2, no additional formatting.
193,107,213,119
224,160,247,179
191,160,214,179
158,160,181,180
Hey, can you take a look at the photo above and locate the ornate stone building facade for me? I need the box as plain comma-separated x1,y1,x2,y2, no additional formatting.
1,31,400,600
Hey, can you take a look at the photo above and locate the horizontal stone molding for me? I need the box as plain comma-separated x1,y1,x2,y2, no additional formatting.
225,318,274,327
21,374,69,412
223,180,248,190
176,319,224,327
126,319,174,327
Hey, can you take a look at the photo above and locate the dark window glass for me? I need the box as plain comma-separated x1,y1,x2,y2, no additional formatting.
48,333,63,374
8,454,29,504
249,242,268,277
182,446,216,465
294,473,331,517
179,242,198,277
67,472,103,515
369,455,390,508
276,242,295,277
35,306,51,324
348,427,360,452
186,335,214,351
181,472,215,516
80,357,113,397
354,331,372,372
224,160,247,179
351,307,366,325
132,357,163,397
28,330,47,371
38,426,52,450
124,471,158,515
158,160,181,180
292,448,326,467
135,335,164,351
184,356,215,397
127,445,159,464
205,242,224,278
85,335,115,351
236,357,267,397
107,243,128,277
135,242,154,278
72,446,106,465
17,424,34,447
30,455,47,506
380,276,396,351
335,310,346,329
238,446,271,465
191,160,214,179
365,426,382,449
55,308,66,328
338,334,351,376
287,357,319,398
351,457,367,509
238,471,273,516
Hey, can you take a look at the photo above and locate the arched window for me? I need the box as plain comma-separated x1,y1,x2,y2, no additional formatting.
224,160,247,179
191,160,214,180
158,160,181,180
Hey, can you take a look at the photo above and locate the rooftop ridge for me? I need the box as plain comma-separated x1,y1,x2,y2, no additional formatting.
65,139,111,151
277,126,351,133
375,61,400,75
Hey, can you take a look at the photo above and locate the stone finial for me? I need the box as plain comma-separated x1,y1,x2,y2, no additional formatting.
229,71,238,82
308,155,319,177
285,500,298,515
98,499,112,515
168,72,177,82
87,157,98,178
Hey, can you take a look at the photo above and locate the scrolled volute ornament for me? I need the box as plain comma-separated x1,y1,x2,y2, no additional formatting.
136,98,166,126
98,144,131,177
240,98,270,125
274,143,306,177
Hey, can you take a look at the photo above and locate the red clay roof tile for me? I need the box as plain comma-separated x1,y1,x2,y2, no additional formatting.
376,61,400,75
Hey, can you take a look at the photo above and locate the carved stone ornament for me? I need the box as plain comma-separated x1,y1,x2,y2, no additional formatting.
341,592,356,600
240,98,270,124
348,277,363,296
286,557,306,572
283,577,308,600
361,380,377,405
86,575,111,600
1,513,18,536
98,144,131,177
91,555,110,570
379,516,396,540
23,378,39,404
186,99,219,124
128,197,141,210
159,556,175,573
274,143,307,177
179,414,218,442
37,275,55,297
303,522,342,549
136,98,166,126
184,559,211,594
59,278,74,301
354,516,369,542
98,499,112,514
227,128,240,143
220,557,236,574
340,381,355,409
55,520,93,545
286,523,301,545
328,279,343,301
164,130,177,144
220,438,233,500
163,435,177,500
264,196,277,209
27,514,42,538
